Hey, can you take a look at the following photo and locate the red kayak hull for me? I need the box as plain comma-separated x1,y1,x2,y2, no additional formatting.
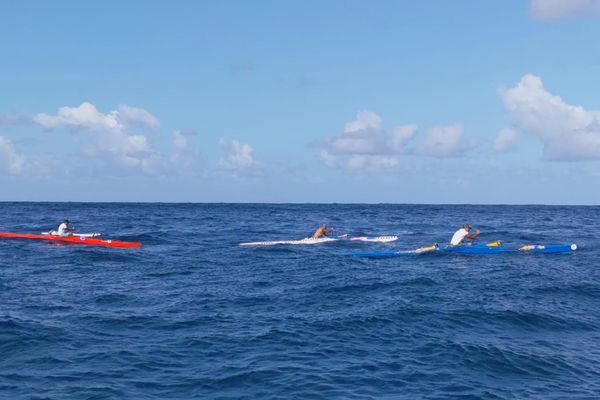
0,232,141,248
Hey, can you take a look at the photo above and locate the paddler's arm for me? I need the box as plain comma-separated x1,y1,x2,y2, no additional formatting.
465,230,480,240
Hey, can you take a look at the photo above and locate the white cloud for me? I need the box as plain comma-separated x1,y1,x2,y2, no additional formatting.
346,154,399,171
219,139,255,169
331,110,384,154
417,124,477,158
34,102,120,131
0,136,25,175
500,74,600,161
320,110,417,171
34,103,159,132
171,130,202,172
33,102,163,174
173,131,189,151
344,110,383,133
331,135,377,154
493,128,519,153
529,0,600,20
319,149,339,168
117,105,160,129
391,124,418,152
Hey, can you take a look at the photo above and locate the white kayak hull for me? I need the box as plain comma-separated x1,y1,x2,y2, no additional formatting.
240,235,398,246
350,235,398,243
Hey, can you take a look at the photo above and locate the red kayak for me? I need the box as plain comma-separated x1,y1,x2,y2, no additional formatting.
0,232,141,248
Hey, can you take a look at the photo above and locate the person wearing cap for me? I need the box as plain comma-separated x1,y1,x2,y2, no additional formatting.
311,224,329,239
450,224,480,246
56,220,74,236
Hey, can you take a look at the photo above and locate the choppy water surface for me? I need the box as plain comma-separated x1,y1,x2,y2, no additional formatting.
1,203,599,399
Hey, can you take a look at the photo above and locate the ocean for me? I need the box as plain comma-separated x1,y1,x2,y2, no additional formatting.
0,203,599,399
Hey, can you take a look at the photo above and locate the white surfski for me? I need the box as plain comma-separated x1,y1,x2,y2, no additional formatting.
240,235,398,246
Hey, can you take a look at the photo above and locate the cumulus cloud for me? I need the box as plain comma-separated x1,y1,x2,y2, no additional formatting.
219,139,255,169
343,110,383,133
417,124,477,158
117,105,160,129
391,124,418,152
529,0,600,20
493,128,519,153
35,102,120,131
34,102,159,132
500,74,600,161
319,149,339,168
171,130,202,172
173,130,190,151
346,155,399,171
330,111,384,155
33,102,163,174
320,110,417,171
0,136,25,175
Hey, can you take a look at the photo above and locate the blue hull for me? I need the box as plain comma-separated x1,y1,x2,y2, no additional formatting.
348,243,577,258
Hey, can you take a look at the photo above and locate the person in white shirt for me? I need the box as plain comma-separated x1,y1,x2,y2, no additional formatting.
57,220,74,236
450,224,480,246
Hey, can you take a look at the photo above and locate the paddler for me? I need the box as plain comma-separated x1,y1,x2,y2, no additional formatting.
311,224,329,239
450,224,480,245
56,220,74,236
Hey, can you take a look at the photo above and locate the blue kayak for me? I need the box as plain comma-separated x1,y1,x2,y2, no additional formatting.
347,243,577,258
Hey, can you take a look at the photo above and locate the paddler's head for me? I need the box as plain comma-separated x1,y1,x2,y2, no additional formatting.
463,224,472,231
64,219,70,224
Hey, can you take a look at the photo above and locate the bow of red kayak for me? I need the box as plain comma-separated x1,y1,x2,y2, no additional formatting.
0,232,141,248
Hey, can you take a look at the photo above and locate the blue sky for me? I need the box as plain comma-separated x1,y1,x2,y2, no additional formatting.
1,0,600,203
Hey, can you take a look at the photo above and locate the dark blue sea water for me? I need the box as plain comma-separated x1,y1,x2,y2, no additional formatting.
1,203,599,399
